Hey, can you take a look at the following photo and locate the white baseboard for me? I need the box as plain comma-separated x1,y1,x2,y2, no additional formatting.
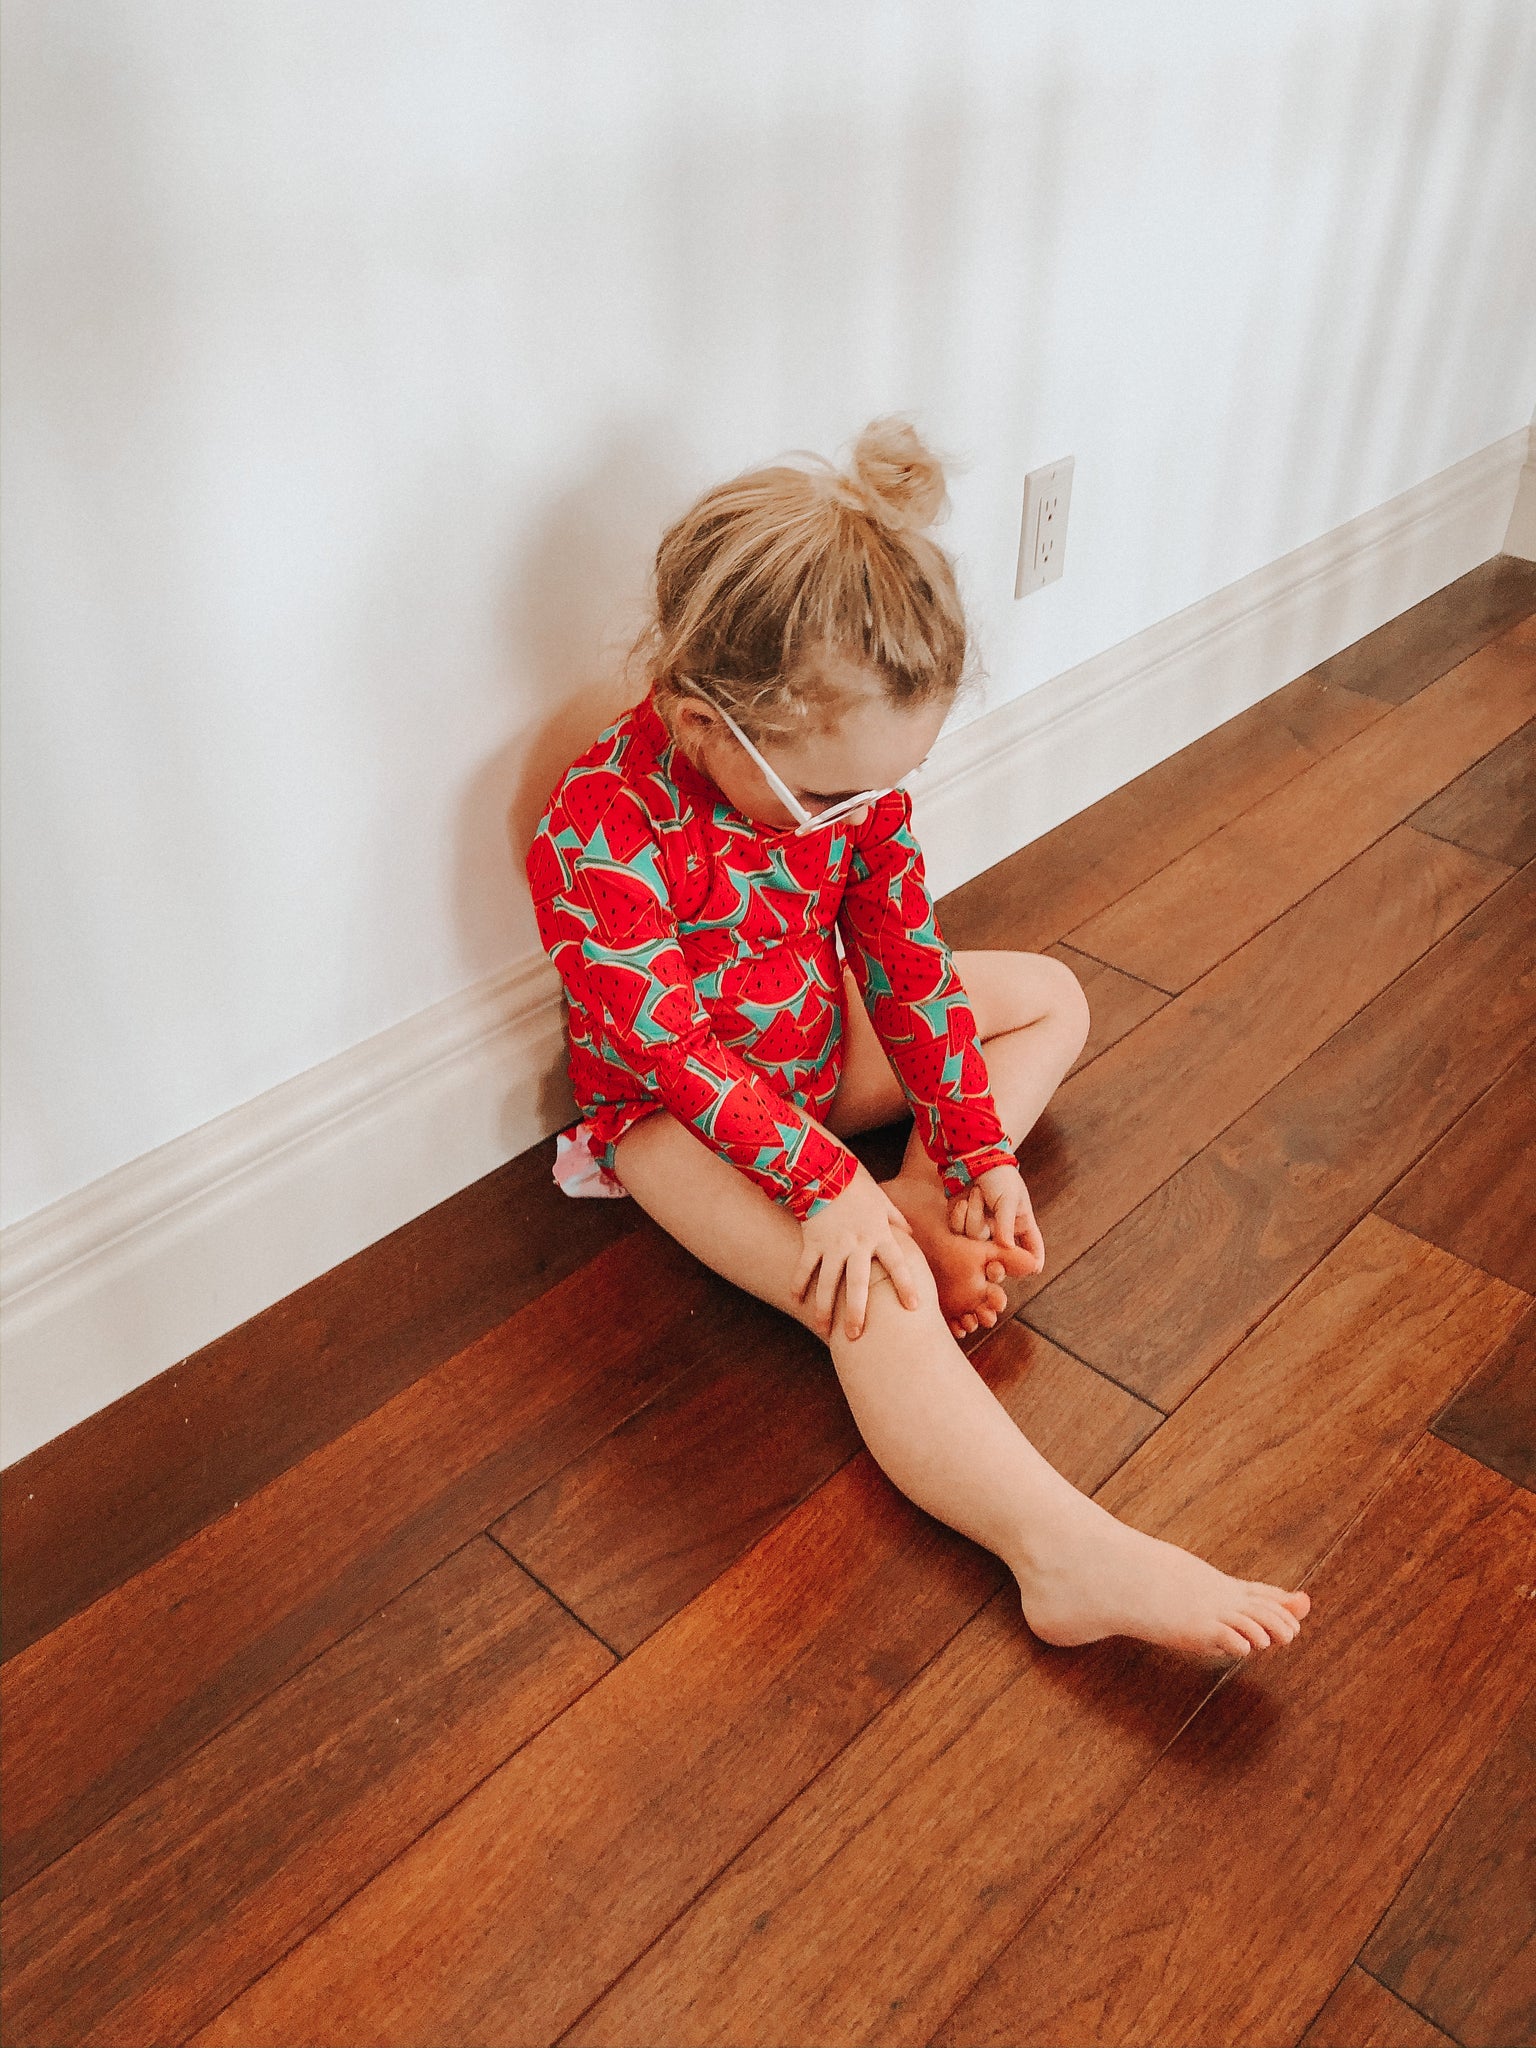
2,427,1528,1467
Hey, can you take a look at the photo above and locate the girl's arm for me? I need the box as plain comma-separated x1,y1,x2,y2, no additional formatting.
836,789,1017,1197
530,788,859,1221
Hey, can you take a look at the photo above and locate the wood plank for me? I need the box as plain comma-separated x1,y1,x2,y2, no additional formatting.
187,1336,1155,2048
1093,1215,1529,1583
1046,943,1169,1076
559,1218,1521,2048
1360,1682,1536,2048
1063,626,1536,990
1303,553,1536,706
1300,1968,1457,2048
1377,1043,1536,1293
1010,824,1510,1318
938,668,1388,954
489,1320,862,1655
1431,1305,1536,1491
0,1539,611,2048
1410,716,1536,868
1025,854,1536,1408
974,1322,1166,1490
0,1229,743,1898
570,1593,1211,2048
0,1135,638,1665
931,1435,1536,2048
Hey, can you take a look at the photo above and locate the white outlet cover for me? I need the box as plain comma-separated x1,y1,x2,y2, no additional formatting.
1015,455,1075,598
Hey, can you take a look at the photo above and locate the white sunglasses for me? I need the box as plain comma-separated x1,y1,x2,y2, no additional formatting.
685,685,897,836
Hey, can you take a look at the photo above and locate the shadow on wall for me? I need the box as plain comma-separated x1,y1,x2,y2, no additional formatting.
459,420,694,1140
497,418,697,852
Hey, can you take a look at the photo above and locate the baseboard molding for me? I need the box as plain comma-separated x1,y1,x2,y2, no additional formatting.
2,426,1528,1466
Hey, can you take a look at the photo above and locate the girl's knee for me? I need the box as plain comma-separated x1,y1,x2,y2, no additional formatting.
1056,962,1097,1048
1046,954,1092,1052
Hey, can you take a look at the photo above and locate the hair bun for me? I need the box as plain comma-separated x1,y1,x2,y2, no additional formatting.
844,415,949,531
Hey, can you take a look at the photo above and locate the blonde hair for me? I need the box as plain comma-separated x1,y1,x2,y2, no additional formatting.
633,416,973,747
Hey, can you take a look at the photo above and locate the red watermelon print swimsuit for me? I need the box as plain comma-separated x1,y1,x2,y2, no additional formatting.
526,682,1017,1220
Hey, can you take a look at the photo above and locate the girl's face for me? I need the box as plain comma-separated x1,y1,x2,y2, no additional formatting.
671,654,949,834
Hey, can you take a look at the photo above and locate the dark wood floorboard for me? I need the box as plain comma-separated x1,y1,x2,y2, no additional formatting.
1358,1681,1536,2048
1410,713,1536,868
1299,1968,1458,2048
1091,1215,1528,1586
1023,853,1534,1408
1377,1041,1536,1294
1062,620,1535,991
0,1540,613,2048
938,666,1387,955
1013,821,1513,1321
1302,552,1536,705
487,1310,862,1655
6,561,1535,2048
1431,1302,1536,1493
939,555,1536,962
930,1437,1536,2048
1046,942,1169,1073
189,1464,1006,2047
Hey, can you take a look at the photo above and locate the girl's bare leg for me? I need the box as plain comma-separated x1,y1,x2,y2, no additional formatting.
611,1106,1311,1659
827,949,1093,1336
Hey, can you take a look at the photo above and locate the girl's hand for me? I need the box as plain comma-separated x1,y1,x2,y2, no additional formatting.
791,1168,927,1341
948,1164,1045,1275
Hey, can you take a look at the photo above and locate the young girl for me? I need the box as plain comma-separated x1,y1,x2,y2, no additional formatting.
527,417,1310,1662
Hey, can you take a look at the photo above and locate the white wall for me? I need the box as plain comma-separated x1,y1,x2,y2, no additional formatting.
4,0,1534,1235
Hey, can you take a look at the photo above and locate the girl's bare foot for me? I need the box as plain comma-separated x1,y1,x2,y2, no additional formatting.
1011,1480,1312,1659
882,1172,1032,1339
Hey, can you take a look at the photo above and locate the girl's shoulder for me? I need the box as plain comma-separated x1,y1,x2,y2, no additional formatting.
527,691,675,899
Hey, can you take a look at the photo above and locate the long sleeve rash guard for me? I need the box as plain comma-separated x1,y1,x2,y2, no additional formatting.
526,683,1017,1222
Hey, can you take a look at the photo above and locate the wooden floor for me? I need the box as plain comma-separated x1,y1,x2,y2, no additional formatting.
4,556,1535,2048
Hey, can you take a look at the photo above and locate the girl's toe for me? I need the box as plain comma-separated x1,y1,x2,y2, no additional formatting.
1226,1611,1271,1652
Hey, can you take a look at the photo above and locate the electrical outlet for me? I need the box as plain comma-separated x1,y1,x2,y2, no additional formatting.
1014,455,1074,597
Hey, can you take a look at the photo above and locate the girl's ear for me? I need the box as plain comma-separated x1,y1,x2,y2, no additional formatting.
666,694,726,769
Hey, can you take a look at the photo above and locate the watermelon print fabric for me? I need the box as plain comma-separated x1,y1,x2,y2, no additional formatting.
526,683,1017,1222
